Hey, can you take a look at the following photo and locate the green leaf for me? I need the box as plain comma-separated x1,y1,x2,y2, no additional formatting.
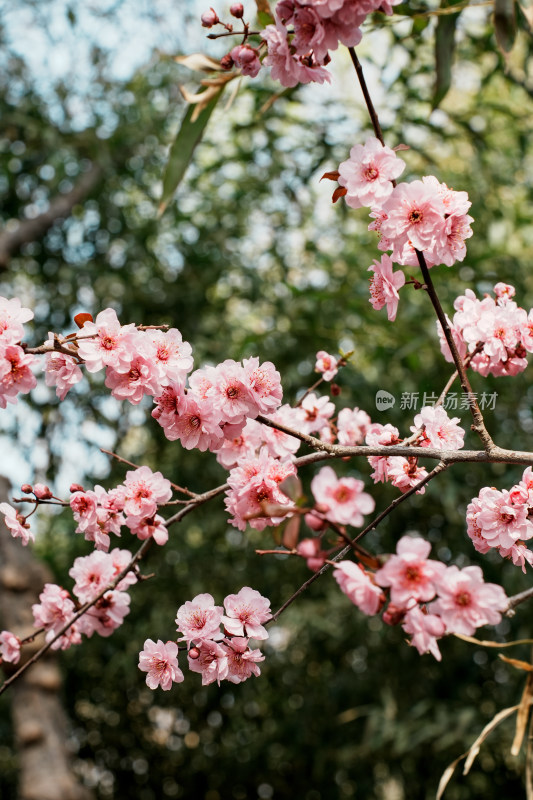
158,90,223,216
433,2,461,108
494,0,517,55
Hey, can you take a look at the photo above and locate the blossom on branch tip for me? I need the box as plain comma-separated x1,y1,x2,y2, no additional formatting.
0,502,34,546
222,587,272,640
0,630,21,664
338,137,405,210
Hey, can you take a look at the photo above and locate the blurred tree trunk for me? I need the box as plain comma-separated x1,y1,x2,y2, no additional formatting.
0,476,93,800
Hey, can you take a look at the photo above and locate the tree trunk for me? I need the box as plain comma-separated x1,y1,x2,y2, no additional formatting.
0,476,94,800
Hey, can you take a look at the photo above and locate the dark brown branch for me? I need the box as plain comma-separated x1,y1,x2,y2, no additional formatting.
347,47,385,145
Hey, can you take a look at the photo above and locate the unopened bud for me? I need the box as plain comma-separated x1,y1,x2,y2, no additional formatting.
201,8,219,27
188,647,200,660
382,604,405,626
21,484,33,494
219,53,234,70
70,483,85,493
330,383,341,396
33,483,52,500
230,2,244,17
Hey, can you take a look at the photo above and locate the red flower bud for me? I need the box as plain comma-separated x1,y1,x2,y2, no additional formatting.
201,8,219,27
230,2,244,17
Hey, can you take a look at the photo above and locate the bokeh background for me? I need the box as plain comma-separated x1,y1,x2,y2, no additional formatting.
1,1,533,798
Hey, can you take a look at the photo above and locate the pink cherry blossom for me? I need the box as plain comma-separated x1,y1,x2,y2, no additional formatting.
261,20,331,88
222,587,271,640
225,448,296,531
310,466,375,526
242,357,283,414
429,565,507,636
386,457,428,493
230,44,261,77
0,630,21,664
336,407,371,446
224,637,265,683
69,550,116,603
333,561,384,615
0,344,37,407
0,502,34,546
367,254,405,322
315,350,338,381
123,466,172,520
338,137,405,209
411,405,465,450
77,308,136,373
187,640,229,685
402,606,445,661
176,593,224,646
374,535,446,607
44,343,83,400
138,639,184,690
32,583,81,650
0,295,34,344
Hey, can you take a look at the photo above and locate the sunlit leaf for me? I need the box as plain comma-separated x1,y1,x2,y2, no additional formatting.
158,89,223,216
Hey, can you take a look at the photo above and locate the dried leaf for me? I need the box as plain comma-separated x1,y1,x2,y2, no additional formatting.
332,186,347,203
74,312,93,328
454,633,533,648
320,170,340,182
174,53,221,73
512,674,533,756
282,515,301,550
278,474,303,502
500,654,533,672
494,0,517,56
526,714,533,799
463,704,520,774
179,84,223,119
436,752,468,800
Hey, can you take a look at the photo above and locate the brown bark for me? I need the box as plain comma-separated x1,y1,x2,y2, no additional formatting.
0,164,103,271
0,476,93,800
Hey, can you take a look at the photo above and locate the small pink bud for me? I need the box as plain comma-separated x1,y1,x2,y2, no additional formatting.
296,538,320,558
230,2,244,17
33,483,52,500
70,483,84,493
189,647,200,660
305,512,327,532
21,484,33,494
201,8,219,27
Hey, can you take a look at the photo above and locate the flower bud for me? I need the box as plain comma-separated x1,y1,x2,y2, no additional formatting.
201,8,219,27
382,603,406,626
20,484,33,494
33,483,52,500
219,53,234,70
230,2,244,17
70,483,85,493
188,647,200,660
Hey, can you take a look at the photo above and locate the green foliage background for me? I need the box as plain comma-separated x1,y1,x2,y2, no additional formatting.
1,2,533,799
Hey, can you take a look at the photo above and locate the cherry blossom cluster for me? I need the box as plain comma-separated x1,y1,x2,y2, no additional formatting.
438,282,533,378
138,587,271,690
0,466,173,555
0,296,38,408
334,535,508,660
203,1,402,88
466,466,533,572
366,405,464,493
0,548,137,663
